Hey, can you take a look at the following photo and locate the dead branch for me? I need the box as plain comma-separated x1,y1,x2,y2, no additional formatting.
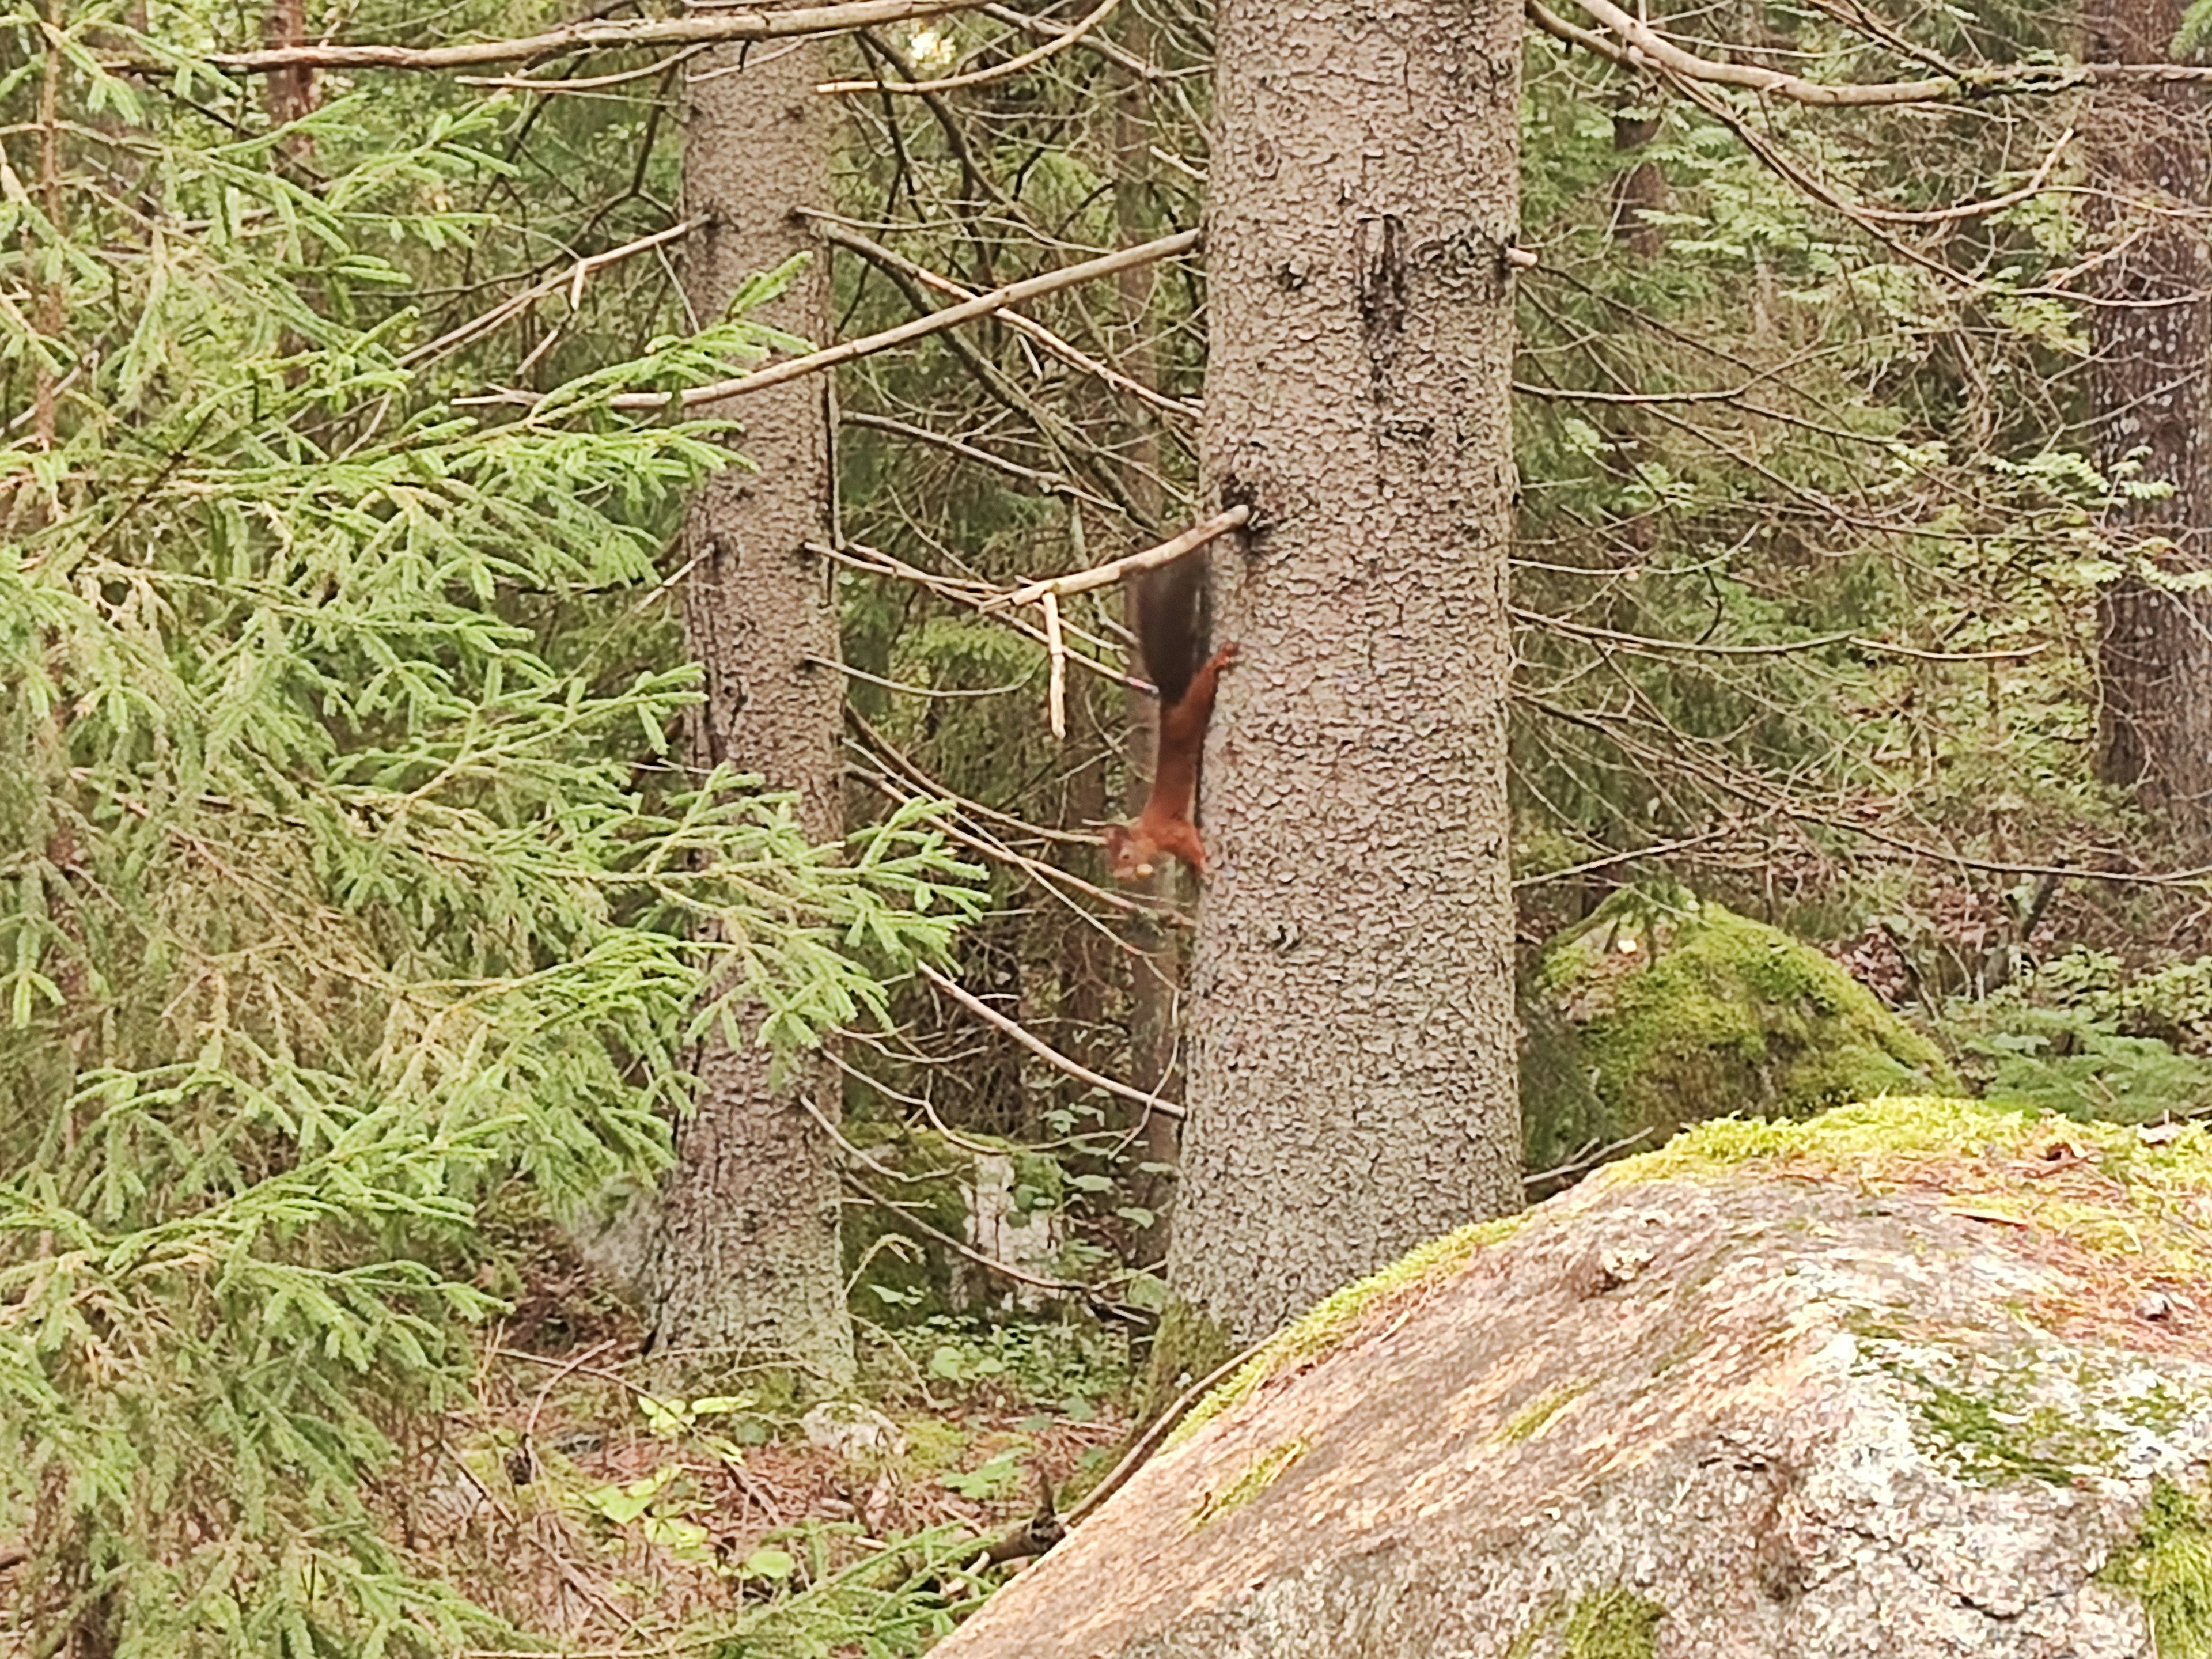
817,0,1119,95
1532,0,2212,107
919,962,1187,1119
464,229,1198,412
399,219,698,368
151,0,990,74
839,410,1121,513
997,505,1251,609
809,215,1201,422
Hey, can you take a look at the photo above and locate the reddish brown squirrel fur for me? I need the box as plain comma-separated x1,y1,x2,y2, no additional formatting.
1104,555,1236,883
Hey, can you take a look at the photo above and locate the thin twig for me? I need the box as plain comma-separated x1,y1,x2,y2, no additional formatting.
805,652,1034,699
460,43,713,90
1063,1337,1269,1526
464,230,1198,412
843,1167,1108,1296
981,2,1160,80
818,0,1118,95
165,0,991,73
919,961,1187,1119
1533,0,2212,105
808,216,1202,421
400,219,698,368
1524,1127,1656,1190
840,409,1119,512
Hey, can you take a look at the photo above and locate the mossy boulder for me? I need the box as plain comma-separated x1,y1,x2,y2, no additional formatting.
930,1099,2212,1659
1522,885,1960,1175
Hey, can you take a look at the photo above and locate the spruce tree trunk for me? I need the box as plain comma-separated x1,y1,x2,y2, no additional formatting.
647,38,855,1384
1169,0,1525,1340
2086,0,2212,844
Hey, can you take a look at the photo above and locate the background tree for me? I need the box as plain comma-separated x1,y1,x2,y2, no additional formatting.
643,32,858,1385
0,9,979,1649
2085,0,2212,845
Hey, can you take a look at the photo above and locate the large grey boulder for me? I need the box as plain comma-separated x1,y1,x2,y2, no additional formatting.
934,1100,2212,1658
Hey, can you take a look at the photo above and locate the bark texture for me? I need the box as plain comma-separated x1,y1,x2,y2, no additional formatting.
646,38,854,1382
934,1105,2203,1659
2086,0,2212,844
1171,0,1524,1338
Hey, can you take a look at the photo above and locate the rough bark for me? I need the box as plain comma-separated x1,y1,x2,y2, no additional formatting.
1168,0,1525,1339
1610,111,1667,259
2086,0,2212,844
646,37,854,1384
934,1104,2200,1659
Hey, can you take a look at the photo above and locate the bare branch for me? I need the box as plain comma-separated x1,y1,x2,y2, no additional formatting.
980,2,1163,81
919,962,1187,1119
817,0,1119,95
1533,0,2212,107
399,219,698,368
810,216,1202,421
839,410,1120,512
464,229,1199,411
164,0,991,74
995,504,1251,609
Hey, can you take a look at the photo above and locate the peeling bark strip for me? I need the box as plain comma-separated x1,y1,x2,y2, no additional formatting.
645,36,854,1382
2085,0,2212,845
1170,0,1524,1339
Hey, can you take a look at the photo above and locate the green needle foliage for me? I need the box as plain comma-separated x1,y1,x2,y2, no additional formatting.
0,12,982,1654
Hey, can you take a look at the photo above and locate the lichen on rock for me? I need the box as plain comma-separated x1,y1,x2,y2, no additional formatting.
1522,884,1961,1177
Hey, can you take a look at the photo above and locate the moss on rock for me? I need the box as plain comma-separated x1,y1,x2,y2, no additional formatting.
1563,1589,1664,1659
2103,1480,2212,1659
1175,1211,1530,1442
1523,884,1961,1175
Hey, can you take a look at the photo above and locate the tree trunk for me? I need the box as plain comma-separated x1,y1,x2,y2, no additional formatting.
1169,0,1525,1340
646,37,854,1384
2086,0,2212,845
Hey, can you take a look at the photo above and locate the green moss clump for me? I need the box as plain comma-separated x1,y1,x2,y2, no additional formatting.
1619,1095,2212,1275
1502,1599,1565,1658
1563,1588,1664,1659
1621,1092,2212,1196
1522,885,1961,1175
2101,1480,2212,1658
1625,1093,2042,1178
1188,1437,1310,1528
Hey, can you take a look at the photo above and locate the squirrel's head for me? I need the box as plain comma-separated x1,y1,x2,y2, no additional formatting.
1102,823,1156,882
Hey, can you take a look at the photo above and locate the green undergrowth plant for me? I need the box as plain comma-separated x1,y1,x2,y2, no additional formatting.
875,1313,1132,1417
1947,950,2212,1124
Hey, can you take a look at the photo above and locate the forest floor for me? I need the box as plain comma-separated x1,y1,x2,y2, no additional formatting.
419,1228,1131,1654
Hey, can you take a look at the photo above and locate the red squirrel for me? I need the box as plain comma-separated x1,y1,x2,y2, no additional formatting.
1103,554,1236,883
